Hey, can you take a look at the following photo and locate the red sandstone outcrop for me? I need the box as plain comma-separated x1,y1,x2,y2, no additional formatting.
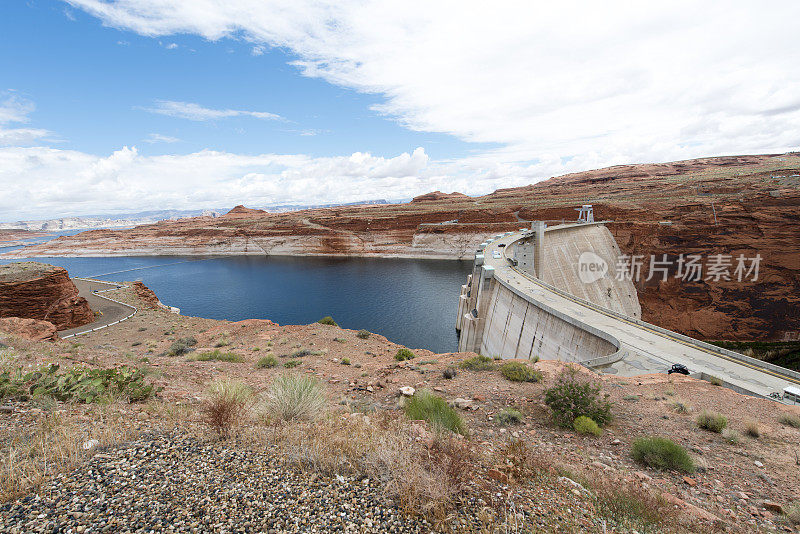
224,205,268,217
0,262,94,330
411,191,470,202
4,153,799,341
0,317,58,341
132,281,161,310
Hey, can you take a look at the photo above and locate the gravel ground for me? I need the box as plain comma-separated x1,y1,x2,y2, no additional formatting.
0,432,432,534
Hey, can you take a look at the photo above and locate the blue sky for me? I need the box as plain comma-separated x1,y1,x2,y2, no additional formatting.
2,1,477,160
1,1,798,221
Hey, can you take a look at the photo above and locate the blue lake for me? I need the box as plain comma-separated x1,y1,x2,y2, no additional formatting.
0,253,472,353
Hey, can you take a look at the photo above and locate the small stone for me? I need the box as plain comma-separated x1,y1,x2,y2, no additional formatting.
763,501,784,514
486,469,508,483
682,476,697,487
399,386,415,397
753,460,764,468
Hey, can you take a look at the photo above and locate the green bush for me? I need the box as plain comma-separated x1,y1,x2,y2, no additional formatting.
496,407,523,426
284,360,301,368
404,389,467,435
395,348,415,361
317,316,338,326
459,355,496,371
165,336,197,356
499,361,542,382
631,436,694,473
0,364,157,403
696,410,727,433
708,375,723,386
192,350,243,363
779,413,800,428
573,415,602,437
264,374,326,421
256,354,278,368
543,367,612,428
341,357,351,365
356,329,370,339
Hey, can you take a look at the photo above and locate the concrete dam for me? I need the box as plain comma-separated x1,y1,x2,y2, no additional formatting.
455,221,800,401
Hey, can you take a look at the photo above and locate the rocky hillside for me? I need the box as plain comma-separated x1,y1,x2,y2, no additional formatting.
4,153,799,342
0,283,799,532
0,262,93,331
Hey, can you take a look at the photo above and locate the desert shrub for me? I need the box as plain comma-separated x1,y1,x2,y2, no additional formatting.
395,348,415,361
289,348,311,358
192,350,243,363
317,316,338,326
404,389,467,435
214,336,230,348
744,420,760,438
778,413,800,428
284,360,300,368
201,379,253,438
458,355,495,371
573,415,602,437
356,329,370,339
708,375,723,386
0,364,157,403
696,410,728,433
341,357,351,365
631,436,694,473
499,361,542,382
256,354,279,369
543,367,612,428
496,407,523,426
623,394,639,402
670,399,691,413
722,428,741,444
165,336,197,357
264,374,326,421
442,367,457,379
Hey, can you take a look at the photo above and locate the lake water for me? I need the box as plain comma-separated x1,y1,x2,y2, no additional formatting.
0,252,472,353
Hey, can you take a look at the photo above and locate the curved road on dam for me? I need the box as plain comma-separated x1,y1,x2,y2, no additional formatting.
483,231,800,400
59,279,136,338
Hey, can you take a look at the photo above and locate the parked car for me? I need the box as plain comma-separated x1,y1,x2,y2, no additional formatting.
667,363,690,375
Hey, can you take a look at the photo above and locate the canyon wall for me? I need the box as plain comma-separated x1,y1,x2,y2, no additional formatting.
0,262,94,330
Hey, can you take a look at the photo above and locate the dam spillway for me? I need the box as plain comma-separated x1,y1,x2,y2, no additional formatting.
455,222,800,401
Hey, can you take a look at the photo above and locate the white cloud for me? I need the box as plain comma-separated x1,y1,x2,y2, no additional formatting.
251,45,265,56
0,93,52,146
143,100,283,121
144,133,180,143
0,145,456,220
66,0,800,168
164,42,178,49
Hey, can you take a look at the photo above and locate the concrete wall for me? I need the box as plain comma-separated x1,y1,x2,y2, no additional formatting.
457,223,630,363
515,223,641,318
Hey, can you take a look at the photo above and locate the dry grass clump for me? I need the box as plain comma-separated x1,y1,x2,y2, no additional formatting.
263,413,472,520
744,420,760,438
264,374,326,422
670,399,692,413
458,355,495,371
0,405,133,502
201,380,253,438
778,413,800,429
785,501,800,525
356,329,370,339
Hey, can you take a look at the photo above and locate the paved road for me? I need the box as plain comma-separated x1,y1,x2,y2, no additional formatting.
59,279,136,338
483,232,800,400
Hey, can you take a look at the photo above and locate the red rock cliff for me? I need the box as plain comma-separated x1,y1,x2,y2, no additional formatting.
0,262,94,330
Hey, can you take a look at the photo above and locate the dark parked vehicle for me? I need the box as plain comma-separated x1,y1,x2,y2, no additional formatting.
667,363,690,375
